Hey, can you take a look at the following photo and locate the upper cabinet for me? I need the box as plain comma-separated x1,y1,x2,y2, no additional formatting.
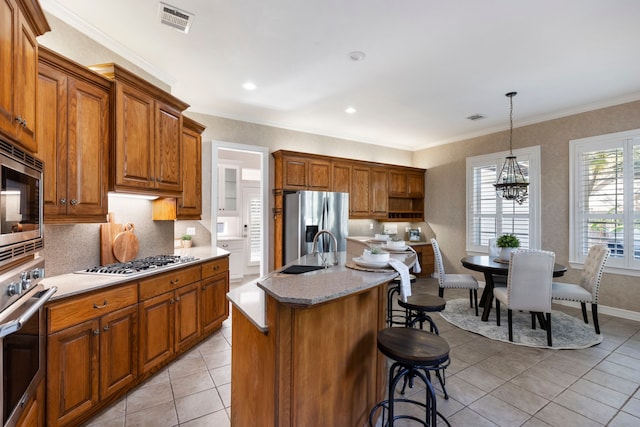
90,63,189,197
273,151,331,191
177,116,205,220
388,168,424,221
37,47,111,223
0,0,49,152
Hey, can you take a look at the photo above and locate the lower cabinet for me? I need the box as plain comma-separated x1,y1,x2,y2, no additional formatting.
413,244,435,278
46,287,138,427
16,380,44,427
45,256,230,427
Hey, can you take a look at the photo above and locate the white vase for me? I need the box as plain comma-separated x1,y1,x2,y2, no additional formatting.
499,247,516,262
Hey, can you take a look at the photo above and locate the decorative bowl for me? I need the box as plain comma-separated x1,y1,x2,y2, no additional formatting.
362,249,390,263
387,240,406,248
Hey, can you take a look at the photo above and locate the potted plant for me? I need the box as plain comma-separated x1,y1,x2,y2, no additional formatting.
496,233,520,261
181,234,193,248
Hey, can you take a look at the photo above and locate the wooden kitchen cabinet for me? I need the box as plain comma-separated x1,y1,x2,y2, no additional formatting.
138,266,202,374
0,0,49,153
273,151,331,191
46,284,138,427
177,116,205,219
350,165,388,219
91,63,188,197
201,257,230,335
37,47,110,223
331,161,351,193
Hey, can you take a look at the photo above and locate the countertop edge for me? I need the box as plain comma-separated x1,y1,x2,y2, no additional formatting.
42,247,230,301
226,280,268,332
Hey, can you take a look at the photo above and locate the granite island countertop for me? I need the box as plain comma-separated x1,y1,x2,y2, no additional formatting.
227,251,400,332
41,246,230,300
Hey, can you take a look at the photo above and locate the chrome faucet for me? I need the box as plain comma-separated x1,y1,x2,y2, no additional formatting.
311,230,339,267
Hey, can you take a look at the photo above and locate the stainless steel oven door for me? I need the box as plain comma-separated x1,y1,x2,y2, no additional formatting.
0,285,56,427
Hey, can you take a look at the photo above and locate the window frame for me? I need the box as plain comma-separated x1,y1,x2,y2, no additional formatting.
466,146,541,254
570,128,640,276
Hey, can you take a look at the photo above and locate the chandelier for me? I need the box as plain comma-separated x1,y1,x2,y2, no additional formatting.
494,91,529,204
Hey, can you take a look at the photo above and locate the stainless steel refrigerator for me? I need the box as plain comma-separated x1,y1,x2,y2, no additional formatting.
283,191,349,264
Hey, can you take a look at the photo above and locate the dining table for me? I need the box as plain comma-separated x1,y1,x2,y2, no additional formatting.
461,255,567,321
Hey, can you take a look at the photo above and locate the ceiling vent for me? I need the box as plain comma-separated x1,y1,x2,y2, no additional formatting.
158,2,194,34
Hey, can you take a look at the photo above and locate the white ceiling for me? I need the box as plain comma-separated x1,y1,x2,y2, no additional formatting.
41,0,640,151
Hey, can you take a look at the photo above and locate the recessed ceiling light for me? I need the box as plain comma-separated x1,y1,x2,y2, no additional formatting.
467,114,486,121
348,51,366,61
242,82,257,91
345,107,357,114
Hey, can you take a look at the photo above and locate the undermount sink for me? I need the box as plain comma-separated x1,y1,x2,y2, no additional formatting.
280,265,329,274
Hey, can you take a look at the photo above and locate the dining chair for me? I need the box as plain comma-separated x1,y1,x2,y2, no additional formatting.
431,238,479,316
494,249,555,346
551,244,609,334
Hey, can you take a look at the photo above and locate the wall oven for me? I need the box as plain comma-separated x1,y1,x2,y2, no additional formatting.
0,257,55,427
0,139,43,267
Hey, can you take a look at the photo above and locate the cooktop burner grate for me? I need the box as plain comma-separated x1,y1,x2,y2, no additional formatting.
79,255,196,276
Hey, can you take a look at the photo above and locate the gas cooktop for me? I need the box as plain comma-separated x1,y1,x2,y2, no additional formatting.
77,255,198,276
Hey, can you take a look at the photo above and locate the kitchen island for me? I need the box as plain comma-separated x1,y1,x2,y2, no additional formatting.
227,252,397,427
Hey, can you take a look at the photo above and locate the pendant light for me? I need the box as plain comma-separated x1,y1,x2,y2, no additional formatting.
494,91,529,204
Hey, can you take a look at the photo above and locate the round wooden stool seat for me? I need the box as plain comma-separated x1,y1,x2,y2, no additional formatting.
398,295,446,313
377,327,449,367
398,295,446,333
369,327,451,426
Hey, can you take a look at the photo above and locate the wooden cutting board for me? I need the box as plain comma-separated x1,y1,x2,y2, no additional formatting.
112,223,139,262
100,213,122,265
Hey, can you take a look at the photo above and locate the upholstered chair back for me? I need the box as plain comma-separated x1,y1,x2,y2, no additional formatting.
579,244,610,302
431,238,446,285
507,249,555,312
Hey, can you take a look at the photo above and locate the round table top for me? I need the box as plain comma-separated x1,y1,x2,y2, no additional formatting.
461,255,567,277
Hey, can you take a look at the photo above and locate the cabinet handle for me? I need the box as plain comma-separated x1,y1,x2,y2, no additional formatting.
170,298,175,304
59,198,67,205
170,279,180,285
103,325,110,332
14,116,26,127
93,329,100,336
93,300,108,309
70,199,78,205
213,265,219,271
175,296,181,302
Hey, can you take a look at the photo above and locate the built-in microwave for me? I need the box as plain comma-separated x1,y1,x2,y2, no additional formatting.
0,140,43,266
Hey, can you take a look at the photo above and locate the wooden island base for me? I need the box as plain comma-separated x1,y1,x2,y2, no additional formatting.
231,284,388,427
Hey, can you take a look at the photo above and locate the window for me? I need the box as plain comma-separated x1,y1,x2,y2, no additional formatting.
466,146,541,253
570,129,640,274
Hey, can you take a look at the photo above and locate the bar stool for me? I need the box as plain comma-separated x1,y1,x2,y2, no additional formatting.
369,328,451,427
398,294,446,334
387,274,416,326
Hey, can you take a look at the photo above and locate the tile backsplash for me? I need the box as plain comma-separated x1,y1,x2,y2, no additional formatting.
43,195,174,276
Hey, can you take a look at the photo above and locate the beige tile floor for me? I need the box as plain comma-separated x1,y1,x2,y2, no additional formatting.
84,278,640,426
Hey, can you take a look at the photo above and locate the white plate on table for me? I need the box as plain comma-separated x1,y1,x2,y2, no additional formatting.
381,244,409,252
352,257,389,269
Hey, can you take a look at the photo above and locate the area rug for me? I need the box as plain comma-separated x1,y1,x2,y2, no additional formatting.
440,298,603,349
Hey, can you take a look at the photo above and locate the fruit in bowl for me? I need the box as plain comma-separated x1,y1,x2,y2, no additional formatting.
363,247,390,263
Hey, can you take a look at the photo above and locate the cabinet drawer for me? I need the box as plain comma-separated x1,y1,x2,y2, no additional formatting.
47,284,138,333
139,265,201,300
201,257,229,280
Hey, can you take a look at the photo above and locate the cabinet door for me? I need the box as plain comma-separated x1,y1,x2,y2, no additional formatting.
99,305,138,399
389,170,407,196
331,162,351,193
66,77,110,218
282,156,307,189
114,81,155,190
201,273,229,334
219,239,244,280
177,122,202,218
139,292,174,374
36,61,68,218
13,10,38,151
350,165,370,217
370,167,388,217
307,158,331,190
16,380,44,427
47,319,100,426
154,101,182,192
218,164,239,214
406,172,424,197
0,0,16,136
175,283,201,352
